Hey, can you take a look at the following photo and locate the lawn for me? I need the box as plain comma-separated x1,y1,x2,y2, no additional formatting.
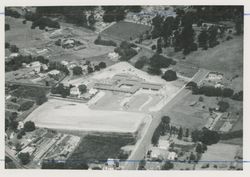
101,21,151,41
68,134,136,163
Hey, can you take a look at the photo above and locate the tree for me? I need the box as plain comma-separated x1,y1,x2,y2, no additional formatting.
15,143,22,152
24,121,36,132
232,91,243,101
185,128,189,137
135,56,147,69
98,62,106,69
148,66,162,75
161,161,174,170
94,65,100,71
198,29,209,49
78,84,87,94
156,38,163,53
208,25,219,48
5,42,10,49
10,45,19,53
218,101,229,112
88,13,96,28
87,66,94,73
195,143,203,154
18,152,30,165
178,127,183,140
72,66,83,75
189,152,196,162
9,120,18,131
162,70,177,81
5,24,10,31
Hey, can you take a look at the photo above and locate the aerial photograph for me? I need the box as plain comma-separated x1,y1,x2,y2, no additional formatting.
4,6,243,170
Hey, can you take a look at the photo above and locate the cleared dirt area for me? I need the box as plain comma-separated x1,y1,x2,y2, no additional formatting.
25,99,147,133
101,21,151,41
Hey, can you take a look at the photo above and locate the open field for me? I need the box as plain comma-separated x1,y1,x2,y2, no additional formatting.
5,17,47,49
101,21,151,41
25,99,147,133
196,143,242,170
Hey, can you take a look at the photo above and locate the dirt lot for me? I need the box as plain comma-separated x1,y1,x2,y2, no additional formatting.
101,21,151,41
25,99,147,133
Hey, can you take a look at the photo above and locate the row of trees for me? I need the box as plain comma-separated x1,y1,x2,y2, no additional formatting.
48,61,69,75
186,81,243,100
94,35,117,47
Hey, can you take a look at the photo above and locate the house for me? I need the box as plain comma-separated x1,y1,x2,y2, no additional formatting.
167,152,177,160
70,87,80,97
61,60,69,66
158,139,170,150
48,69,60,76
108,52,120,61
17,121,24,130
150,147,169,160
89,88,98,95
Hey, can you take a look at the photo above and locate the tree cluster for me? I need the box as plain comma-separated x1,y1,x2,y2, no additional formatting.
5,54,49,72
51,83,70,98
191,128,220,145
48,61,69,75
114,41,138,61
5,8,21,18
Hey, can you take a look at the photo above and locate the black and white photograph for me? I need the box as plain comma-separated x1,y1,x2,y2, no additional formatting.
4,4,244,172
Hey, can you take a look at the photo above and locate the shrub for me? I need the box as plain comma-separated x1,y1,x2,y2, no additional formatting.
162,70,177,81
78,84,87,94
72,66,83,75
98,62,106,69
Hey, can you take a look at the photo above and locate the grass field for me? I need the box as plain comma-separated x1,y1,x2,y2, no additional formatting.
25,99,146,133
101,21,151,41
68,134,136,163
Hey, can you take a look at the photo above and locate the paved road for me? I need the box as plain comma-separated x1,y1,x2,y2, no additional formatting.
124,69,209,170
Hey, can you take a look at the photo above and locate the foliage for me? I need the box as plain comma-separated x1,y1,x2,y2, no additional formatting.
48,61,69,75
18,101,34,111
72,66,83,75
5,24,10,31
151,116,171,145
191,128,220,145
115,41,138,61
162,70,177,81
78,84,87,94
51,83,70,98
5,8,21,18
98,62,107,69
161,161,174,170
18,152,30,165
24,121,36,132
134,56,148,69
217,101,229,112
232,91,243,101
149,54,175,69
